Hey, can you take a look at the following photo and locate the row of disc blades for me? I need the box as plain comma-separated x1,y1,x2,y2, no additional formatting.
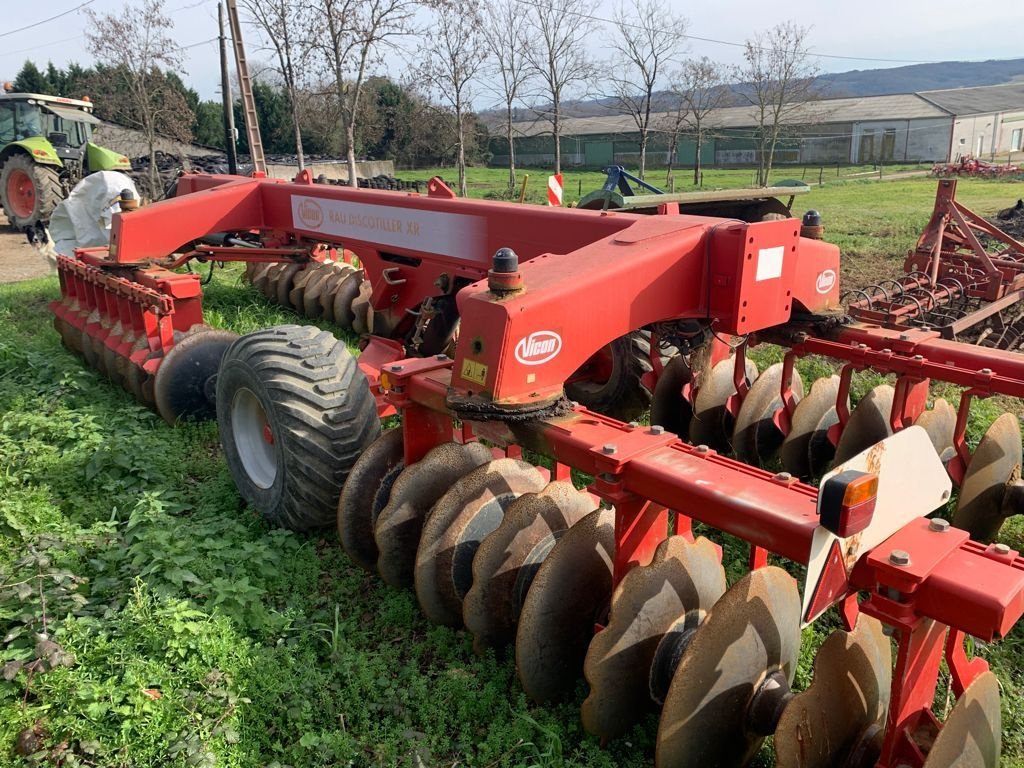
242,259,375,335
53,314,237,425
336,428,1001,767
653,352,1023,543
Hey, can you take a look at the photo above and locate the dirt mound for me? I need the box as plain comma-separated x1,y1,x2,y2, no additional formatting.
992,199,1024,242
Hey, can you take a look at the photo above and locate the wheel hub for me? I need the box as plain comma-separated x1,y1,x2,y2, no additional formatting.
6,168,36,219
232,387,277,489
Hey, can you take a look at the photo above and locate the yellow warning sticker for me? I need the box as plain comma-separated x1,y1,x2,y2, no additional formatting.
460,358,488,386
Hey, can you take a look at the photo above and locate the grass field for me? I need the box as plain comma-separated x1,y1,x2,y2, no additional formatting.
2,169,1024,767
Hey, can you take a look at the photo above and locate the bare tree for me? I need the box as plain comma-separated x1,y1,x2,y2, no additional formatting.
311,0,419,186
525,0,596,175
666,57,726,187
84,0,188,197
482,0,531,192
238,0,313,170
608,0,687,179
735,21,819,186
416,1,486,196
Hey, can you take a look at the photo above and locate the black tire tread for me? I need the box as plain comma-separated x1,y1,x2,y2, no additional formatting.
0,154,63,228
217,324,380,531
566,331,656,422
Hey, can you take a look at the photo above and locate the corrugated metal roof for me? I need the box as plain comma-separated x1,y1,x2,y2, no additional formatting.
511,93,951,138
919,83,1024,116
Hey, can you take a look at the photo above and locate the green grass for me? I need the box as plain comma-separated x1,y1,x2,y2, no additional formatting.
3,170,1024,766
0,273,653,768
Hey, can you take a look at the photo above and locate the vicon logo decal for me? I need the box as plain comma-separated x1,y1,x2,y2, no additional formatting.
815,268,837,294
297,199,324,229
515,331,562,365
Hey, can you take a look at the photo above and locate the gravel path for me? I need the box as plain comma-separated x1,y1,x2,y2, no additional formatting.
0,215,54,284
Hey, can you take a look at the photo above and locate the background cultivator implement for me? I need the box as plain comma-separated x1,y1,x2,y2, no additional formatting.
47,168,1024,766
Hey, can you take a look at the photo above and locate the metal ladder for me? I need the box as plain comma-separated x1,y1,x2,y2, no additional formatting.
225,0,266,174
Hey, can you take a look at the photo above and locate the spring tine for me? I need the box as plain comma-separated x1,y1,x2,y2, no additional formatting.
725,341,751,419
826,363,855,448
948,392,975,486
774,351,799,435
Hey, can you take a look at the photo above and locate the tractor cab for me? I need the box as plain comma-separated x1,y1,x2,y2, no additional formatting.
0,89,130,230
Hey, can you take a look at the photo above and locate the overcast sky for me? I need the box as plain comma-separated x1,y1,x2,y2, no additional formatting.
2,0,1022,105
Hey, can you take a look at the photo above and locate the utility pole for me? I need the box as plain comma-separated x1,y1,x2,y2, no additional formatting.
219,2,238,175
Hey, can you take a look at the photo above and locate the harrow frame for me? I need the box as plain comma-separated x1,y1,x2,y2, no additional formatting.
47,169,1024,766
383,356,1024,767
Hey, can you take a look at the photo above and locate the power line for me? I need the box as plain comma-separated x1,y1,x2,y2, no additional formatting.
0,0,97,39
1,33,220,62
509,0,952,66
181,36,219,50
0,35,85,60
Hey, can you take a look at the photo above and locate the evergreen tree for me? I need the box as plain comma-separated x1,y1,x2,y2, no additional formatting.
13,61,50,94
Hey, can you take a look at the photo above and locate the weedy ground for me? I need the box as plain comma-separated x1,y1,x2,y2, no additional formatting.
0,169,1023,767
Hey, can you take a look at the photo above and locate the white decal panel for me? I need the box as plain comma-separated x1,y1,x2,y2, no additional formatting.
290,195,486,260
755,245,784,281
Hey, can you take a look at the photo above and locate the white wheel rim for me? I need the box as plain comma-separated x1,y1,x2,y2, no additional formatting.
232,387,277,489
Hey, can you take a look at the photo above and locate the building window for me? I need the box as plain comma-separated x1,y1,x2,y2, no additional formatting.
1013,128,1023,151
959,137,966,145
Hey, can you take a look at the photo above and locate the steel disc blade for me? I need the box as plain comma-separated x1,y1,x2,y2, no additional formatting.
338,427,405,572
954,413,1022,542
651,355,694,438
516,507,615,703
415,459,547,626
781,375,841,479
318,265,354,323
833,384,895,466
250,263,275,296
689,357,759,453
733,363,804,467
302,264,337,318
774,615,892,768
262,263,288,301
287,264,319,311
581,536,726,742
153,328,238,424
923,671,1001,767
655,566,801,768
80,310,101,369
275,263,303,308
463,481,596,654
101,336,124,387
374,441,493,589
127,341,160,406
915,398,956,460
332,270,364,331
54,315,83,356
351,281,373,335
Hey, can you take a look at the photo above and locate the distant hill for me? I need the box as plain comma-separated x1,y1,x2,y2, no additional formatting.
485,57,1024,122
816,58,1024,97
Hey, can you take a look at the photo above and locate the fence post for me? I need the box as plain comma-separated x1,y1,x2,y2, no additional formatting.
819,167,824,185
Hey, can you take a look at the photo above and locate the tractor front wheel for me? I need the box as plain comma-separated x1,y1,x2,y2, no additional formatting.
216,325,381,531
0,154,62,229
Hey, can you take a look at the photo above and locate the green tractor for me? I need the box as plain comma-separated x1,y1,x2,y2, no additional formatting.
0,89,131,231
